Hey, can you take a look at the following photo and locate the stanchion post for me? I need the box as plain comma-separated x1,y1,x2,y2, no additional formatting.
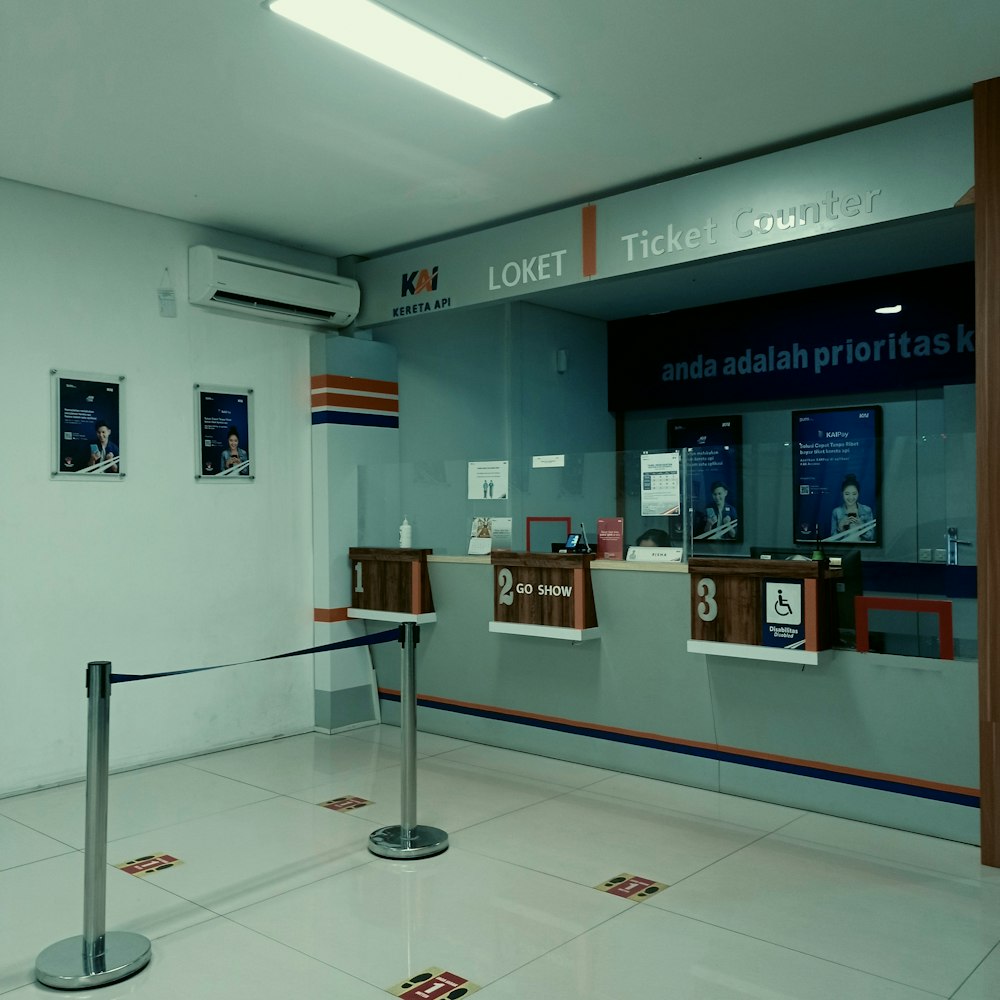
368,624,449,860
400,622,417,842
35,661,152,990
83,659,111,959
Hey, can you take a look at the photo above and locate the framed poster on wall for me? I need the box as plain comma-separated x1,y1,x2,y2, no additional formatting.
195,385,254,480
793,405,881,545
51,370,125,479
667,415,742,543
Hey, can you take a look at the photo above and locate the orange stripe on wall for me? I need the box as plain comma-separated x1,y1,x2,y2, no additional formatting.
314,607,350,623
581,204,597,277
311,374,398,395
312,391,399,413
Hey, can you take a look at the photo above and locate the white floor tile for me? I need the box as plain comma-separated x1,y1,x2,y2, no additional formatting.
0,763,274,849
183,732,402,793
4,731,995,999
436,742,615,787
586,770,804,830
655,833,1000,996
5,917,391,999
953,941,1000,999
288,756,575,831
0,815,75,870
106,796,374,914
478,906,943,1000
228,846,626,990
777,811,1000,883
0,853,213,995
345,723,471,756
456,787,767,887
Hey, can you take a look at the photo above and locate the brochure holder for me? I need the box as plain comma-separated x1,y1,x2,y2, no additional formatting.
489,551,599,641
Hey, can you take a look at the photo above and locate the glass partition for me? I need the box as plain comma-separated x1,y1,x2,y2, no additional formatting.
355,385,976,660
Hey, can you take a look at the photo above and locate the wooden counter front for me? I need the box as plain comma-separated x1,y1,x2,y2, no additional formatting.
688,556,840,651
349,548,435,616
490,551,597,631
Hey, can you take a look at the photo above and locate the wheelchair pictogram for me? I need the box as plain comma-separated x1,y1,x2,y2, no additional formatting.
773,588,794,617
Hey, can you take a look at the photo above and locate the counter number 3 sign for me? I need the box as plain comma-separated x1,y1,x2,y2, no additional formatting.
696,577,718,622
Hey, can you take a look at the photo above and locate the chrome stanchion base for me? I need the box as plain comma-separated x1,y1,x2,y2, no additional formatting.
368,824,449,860
36,932,151,990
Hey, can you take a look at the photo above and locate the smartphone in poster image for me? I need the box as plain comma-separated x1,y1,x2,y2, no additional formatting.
793,405,881,545
667,415,742,543
52,371,125,478
196,385,253,480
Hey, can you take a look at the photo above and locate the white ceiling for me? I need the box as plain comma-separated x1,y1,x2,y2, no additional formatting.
3,0,999,310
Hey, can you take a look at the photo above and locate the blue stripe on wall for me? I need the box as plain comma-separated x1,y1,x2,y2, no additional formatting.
312,411,400,429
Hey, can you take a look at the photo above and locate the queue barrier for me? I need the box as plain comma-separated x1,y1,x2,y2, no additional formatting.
35,627,400,991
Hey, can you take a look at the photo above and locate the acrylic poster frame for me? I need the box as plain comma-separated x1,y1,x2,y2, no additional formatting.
194,384,254,481
51,370,125,479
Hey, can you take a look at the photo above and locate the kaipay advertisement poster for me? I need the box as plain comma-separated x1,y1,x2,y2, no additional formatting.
793,406,881,545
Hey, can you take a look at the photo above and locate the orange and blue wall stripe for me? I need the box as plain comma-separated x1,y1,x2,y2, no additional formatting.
378,688,979,809
311,374,399,429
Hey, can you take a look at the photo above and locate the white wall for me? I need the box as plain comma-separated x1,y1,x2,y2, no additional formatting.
0,178,322,794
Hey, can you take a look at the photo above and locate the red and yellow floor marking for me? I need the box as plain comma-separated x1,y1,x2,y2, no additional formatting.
319,795,373,812
595,872,668,900
388,967,480,998
116,854,182,876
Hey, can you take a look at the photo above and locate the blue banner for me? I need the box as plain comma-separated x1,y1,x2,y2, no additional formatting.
608,264,974,410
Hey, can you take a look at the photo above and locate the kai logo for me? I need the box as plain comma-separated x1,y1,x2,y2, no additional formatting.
401,266,439,297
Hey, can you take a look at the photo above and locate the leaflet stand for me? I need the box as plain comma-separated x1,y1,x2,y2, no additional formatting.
348,548,446,860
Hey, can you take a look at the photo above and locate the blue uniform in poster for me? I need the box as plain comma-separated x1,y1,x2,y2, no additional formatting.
87,421,119,473
830,502,875,541
704,501,738,539
221,446,249,474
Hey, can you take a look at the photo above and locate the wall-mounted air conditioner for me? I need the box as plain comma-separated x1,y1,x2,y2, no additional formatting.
188,245,360,328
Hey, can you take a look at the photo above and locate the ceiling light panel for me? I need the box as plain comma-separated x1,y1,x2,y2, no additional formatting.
268,0,556,118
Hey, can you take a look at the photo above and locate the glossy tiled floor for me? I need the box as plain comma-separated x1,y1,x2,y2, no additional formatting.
2,727,1000,998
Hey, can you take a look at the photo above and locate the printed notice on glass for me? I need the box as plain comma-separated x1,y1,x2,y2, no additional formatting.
640,451,681,516
467,460,508,500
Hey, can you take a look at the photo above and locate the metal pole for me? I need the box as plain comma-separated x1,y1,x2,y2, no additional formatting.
83,660,110,964
368,623,448,860
35,662,151,990
400,622,417,841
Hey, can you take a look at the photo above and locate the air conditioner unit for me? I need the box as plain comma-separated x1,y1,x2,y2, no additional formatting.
188,245,360,329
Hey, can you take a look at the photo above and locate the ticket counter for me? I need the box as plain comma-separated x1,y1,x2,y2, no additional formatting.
367,556,978,847
687,556,841,665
